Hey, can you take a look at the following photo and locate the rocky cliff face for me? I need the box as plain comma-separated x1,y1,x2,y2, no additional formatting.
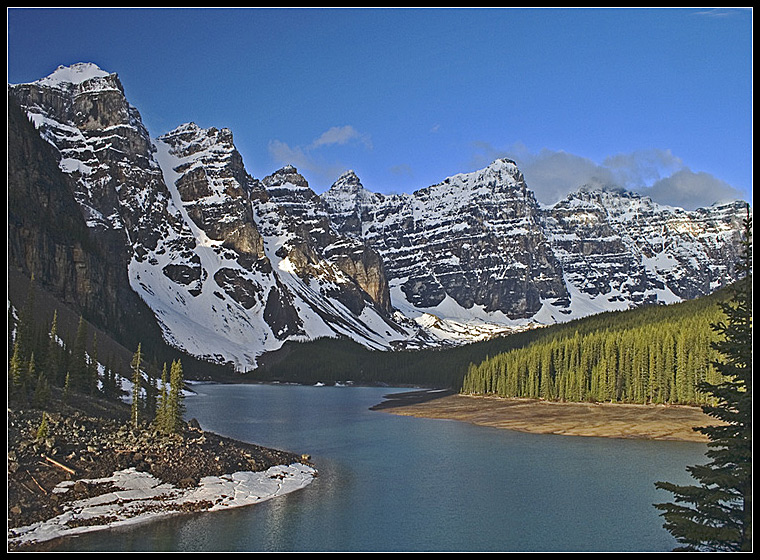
148,124,416,369
8,63,749,370
258,165,392,315
321,161,746,331
323,160,569,322
542,186,744,317
9,64,421,371
7,78,166,353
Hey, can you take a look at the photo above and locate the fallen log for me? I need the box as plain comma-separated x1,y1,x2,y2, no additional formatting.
43,455,76,475
25,471,47,494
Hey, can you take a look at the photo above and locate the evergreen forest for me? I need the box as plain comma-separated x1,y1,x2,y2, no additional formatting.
10,271,739,410
8,277,186,435
461,292,729,405
257,285,735,406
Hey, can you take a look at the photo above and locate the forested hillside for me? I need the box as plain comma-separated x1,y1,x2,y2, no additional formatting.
461,289,730,405
257,285,734,398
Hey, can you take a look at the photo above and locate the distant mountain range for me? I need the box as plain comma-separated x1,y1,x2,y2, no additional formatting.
8,63,748,372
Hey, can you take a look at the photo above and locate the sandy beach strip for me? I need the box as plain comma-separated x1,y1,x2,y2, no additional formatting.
372,390,715,443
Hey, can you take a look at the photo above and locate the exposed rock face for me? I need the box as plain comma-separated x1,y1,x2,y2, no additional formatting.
8,62,748,370
9,64,170,246
322,159,570,320
320,170,384,237
157,123,268,263
542,186,745,313
259,165,392,315
147,124,420,368
322,160,746,325
9,64,418,371
7,82,164,352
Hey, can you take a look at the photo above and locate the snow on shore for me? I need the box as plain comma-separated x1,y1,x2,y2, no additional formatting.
8,462,316,549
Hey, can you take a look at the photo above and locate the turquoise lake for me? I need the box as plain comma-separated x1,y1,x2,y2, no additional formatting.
55,383,706,552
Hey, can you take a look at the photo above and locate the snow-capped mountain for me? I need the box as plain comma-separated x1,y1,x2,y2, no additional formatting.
322,162,570,338
321,160,746,333
9,63,428,371
542,186,744,319
8,63,748,371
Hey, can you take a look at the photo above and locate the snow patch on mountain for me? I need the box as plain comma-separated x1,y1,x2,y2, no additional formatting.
35,62,112,87
126,140,283,371
322,161,746,337
9,63,748,373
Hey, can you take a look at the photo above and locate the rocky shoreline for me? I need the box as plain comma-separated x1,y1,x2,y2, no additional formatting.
7,395,316,551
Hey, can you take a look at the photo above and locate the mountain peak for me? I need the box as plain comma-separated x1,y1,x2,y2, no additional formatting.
9,61,748,371
38,62,112,86
483,157,523,181
264,165,311,190
336,169,360,182
489,157,519,170
329,170,366,193
419,157,527,201
159,122,236,153
571,183,633,201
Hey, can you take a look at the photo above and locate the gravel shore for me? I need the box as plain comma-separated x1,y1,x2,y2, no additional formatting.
372,390,715,442
7,394,315,551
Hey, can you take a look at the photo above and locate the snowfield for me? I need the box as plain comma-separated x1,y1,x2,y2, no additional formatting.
8,463,316,549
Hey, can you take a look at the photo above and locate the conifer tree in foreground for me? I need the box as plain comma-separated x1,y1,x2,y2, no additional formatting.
36,412,49,442
70,315,89,393
168,359,186,434
45,310,62,387
9,339,24,401
153,359,185,435
130,343,143,430
655,205,752,552
154,363,170,434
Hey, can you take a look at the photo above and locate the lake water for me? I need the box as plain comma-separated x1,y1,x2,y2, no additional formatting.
55,383,707,552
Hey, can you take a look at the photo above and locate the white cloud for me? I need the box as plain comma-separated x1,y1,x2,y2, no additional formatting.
602,149,684,189
637,168,745,209
471,141,746,210
390,163,414,178
268,125,372,187
515,148,615,205
267,139,311,170
309,125,372,150
471,141,613,205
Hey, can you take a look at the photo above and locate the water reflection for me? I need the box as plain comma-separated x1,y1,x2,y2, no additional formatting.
54,384,706,552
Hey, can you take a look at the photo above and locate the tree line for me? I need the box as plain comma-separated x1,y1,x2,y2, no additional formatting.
460,296,726,405
254,282,739,398
8,278,185,435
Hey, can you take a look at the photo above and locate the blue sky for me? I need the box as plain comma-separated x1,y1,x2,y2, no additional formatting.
7,7,752,209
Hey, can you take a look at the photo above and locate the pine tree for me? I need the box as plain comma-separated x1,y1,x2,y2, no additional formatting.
70,315,89,393
130,343,143,430
154,363,170,434
8,338,24,400
144,362,158,420
654,204,752,552
167,359,186,434
62,372,71,404
13,352,37,405
36,412,49,442
102,356,118,401
45,310,63,387
33,370,51,408
15,275,37,365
